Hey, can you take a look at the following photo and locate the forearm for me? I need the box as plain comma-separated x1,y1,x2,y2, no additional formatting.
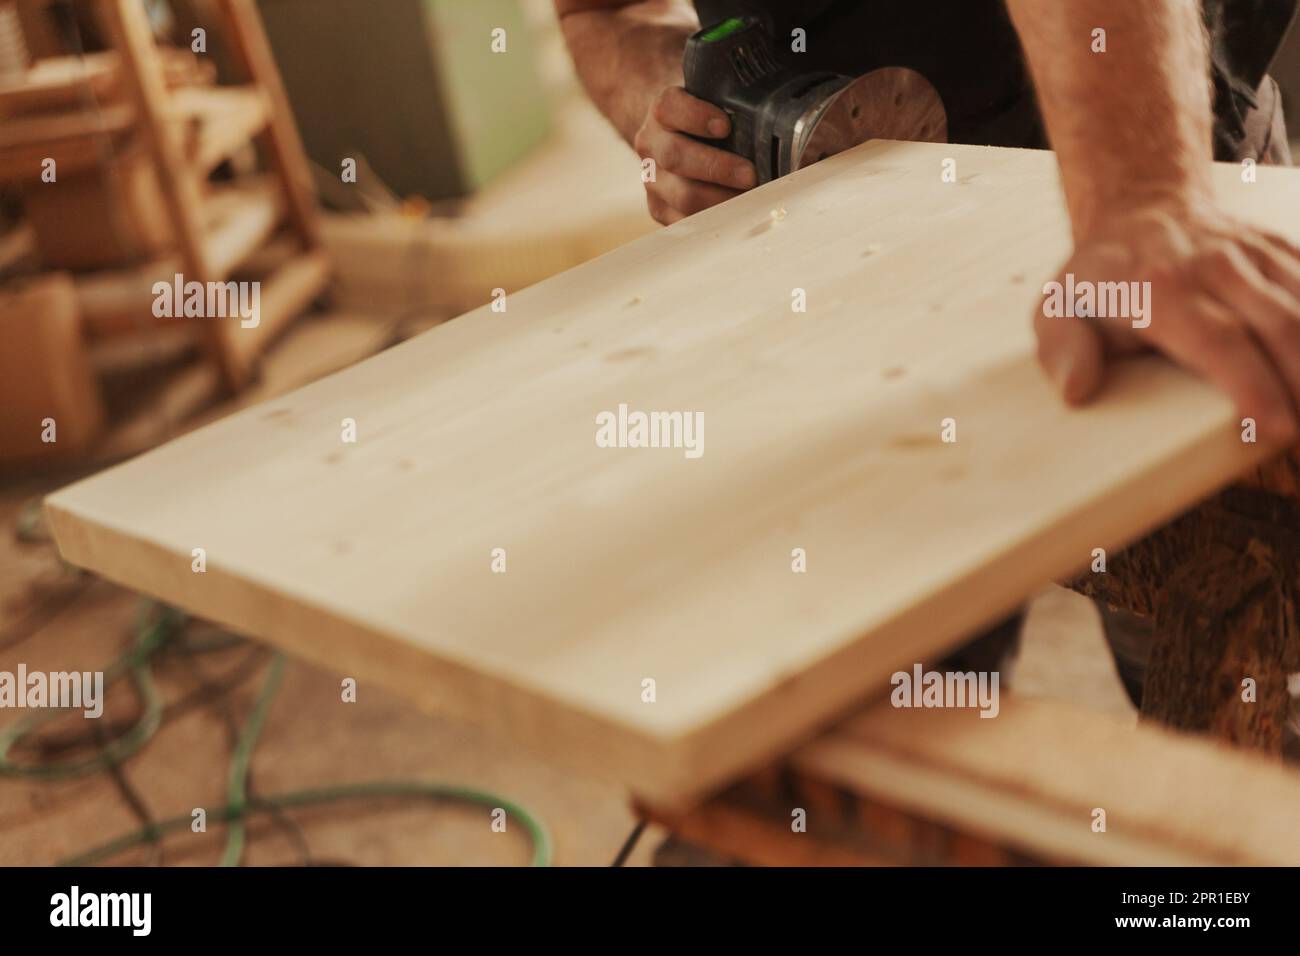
1006,0,1216,241
555,0,698,144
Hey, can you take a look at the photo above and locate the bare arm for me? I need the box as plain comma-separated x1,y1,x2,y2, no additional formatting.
555,0,697,144
1008,0,1300,441
1006,0,1214,240
555,0,757,224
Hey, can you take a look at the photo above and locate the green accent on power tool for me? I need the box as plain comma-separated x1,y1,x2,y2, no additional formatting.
700,17,746,43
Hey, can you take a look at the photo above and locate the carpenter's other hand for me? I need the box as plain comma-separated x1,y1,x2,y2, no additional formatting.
1035,200,1300,444
633,86,757,225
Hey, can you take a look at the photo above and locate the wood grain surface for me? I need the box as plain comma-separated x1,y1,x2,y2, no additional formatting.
45,140,1300,805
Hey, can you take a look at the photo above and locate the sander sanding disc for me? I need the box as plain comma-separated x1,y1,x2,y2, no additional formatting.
796,67,948,170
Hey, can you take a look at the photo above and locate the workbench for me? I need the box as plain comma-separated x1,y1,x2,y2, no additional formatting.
45,139,1300,864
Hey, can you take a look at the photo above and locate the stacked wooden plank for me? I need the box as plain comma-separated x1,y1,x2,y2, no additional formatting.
647,694,1300,866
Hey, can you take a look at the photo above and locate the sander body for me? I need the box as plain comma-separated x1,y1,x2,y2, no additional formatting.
683,15,948,183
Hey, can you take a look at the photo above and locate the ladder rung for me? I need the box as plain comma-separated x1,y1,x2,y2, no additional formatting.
171,85,271,176
0,48,211,118
0,86,271,182
0,102,133,153
203,175,283,277
74,177,285,334
0,53,119,116
226,247,332,367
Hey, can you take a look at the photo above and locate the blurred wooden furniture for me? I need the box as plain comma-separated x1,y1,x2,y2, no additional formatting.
99,0,327,390
0,272,104,462
0,0,329,415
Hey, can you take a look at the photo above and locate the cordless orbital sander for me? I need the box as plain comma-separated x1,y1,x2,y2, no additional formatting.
683,15,948,184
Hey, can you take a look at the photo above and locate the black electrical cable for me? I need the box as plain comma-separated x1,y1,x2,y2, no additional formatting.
2,599,553,866
611,818,648,867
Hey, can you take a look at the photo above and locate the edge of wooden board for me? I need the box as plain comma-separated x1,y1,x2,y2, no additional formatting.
43,359,1274,807
42,493,701,800
41,140,1293,807
660,393,1272,805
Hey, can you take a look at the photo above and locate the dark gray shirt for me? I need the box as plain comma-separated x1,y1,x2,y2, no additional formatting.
692,0,1298,157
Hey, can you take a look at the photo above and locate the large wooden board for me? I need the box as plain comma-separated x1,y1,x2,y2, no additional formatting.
45,141,1300,805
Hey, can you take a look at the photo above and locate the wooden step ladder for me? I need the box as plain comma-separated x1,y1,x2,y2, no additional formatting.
1,0,331,393
104,0,328,391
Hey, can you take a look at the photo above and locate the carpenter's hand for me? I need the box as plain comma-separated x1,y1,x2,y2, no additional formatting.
633,86,757,225
1035,201,1300,444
